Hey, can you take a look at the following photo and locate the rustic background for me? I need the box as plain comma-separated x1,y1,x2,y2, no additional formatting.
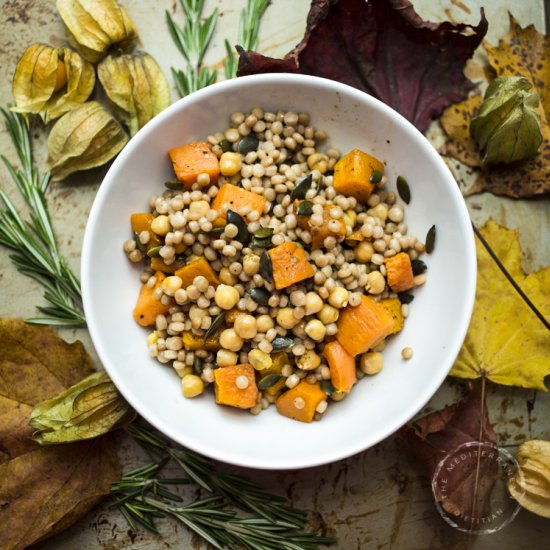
0,1,548,548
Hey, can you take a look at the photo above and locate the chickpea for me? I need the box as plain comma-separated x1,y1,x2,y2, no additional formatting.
297,350,321,371
277,307,300,329
215,284,240,310
219,328,244,352
243,254,260,275
248,349,273,371
328,287,349,309
355,241,374,263
219,152,242,176
304,319,326,342
360,352,384,375
234,314,258,339
366,271,386,295
256,314,274,332
151,215,170,236
189,200,210,217
216,349,238,367
318,304,339,324
162,275,183,295
343,209,357,228
401,347,413,360
182,374,204,398
304,292,323,315
219,267,238,285
371,203,388,222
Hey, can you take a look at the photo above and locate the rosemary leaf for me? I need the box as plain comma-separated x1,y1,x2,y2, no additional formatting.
224,0,269,79
0,108,85,326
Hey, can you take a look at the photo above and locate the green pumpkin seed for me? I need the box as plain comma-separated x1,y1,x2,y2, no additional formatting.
411,259,427,275
251,236,272,248
204,312,225,340
134,231,147,252
207,226,225,235
289,174,313,201
254,227,274,239
370,170,383,184
227,210,251,244
258,374,282,390
164,179,181,190
248,287,270,305
396,175,411,204
236,135,259,154
219,139,231,153
320,380,336,395
398,292,414,304
297,200,314,216
425,225,436,253
193,356,203,375
271,336,295,352
260,250,273,283
147,245,162,258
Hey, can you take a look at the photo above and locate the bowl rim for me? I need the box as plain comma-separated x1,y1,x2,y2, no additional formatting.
82,73,477,469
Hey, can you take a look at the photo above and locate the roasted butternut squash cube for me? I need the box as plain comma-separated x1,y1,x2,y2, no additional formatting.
211,183,266,221
333,149,384,203
323,340,356,393
169,141,219,189
130,213,161,250
297,203,346,249
276,380,326,423
268,242,315,290
259,352,288,399
384,252,414,292
133,271,171,327
214,364,259,409
174,256,219,288
336,295,394,356
379,298,405,335
150,256,187,274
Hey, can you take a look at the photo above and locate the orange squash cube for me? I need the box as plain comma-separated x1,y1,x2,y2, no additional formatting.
211,183,266,221
174,256,219,288
268,242,315,290
133,271,171,327
336,295,394,356
297,203,346,249
169,141,219,189
130,213,161,250
275,380,326,422
214,364,259,409
384,252,414,292
333,149,384,203
323,340,357,393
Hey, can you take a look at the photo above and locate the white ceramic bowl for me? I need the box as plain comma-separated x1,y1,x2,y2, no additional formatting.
82,74,476,470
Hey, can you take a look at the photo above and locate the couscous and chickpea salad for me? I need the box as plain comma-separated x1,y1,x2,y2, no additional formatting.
123,107,428,422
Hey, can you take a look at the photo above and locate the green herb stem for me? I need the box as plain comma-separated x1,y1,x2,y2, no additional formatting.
0,108,85,326
117,424,335,549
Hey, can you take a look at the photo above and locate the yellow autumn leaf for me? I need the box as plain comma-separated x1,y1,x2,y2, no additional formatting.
440,15,550,198
450,220,550,389
508,440,550,518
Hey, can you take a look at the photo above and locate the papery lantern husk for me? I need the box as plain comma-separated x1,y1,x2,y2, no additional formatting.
48,101,128,181
56,0,138,63
11,43,95,123
98,52,171,136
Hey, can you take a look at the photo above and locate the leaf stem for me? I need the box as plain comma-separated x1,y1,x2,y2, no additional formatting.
472,223,550,332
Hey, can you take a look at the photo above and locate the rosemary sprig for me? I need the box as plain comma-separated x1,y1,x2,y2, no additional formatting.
224,0,270,79
0,108,85,326
116,424,335,549
167,0,219,97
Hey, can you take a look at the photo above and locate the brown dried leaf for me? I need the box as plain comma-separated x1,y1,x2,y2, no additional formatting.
441,15,550,197
237,0,487,133
400,387,498,519
0,319,119,550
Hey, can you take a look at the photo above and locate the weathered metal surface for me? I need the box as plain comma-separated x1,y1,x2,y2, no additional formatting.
0,1,548,549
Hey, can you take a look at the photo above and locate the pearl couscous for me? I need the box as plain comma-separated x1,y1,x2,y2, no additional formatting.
125,107,429,423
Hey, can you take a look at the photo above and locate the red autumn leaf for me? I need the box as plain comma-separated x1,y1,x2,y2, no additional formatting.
237,0,488,133
400,387,498,520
